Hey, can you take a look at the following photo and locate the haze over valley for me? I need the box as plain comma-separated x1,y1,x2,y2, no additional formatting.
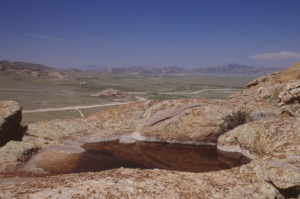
1,60,266,123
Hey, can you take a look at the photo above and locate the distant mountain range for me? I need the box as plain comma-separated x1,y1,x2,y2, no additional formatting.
96,64,282,75
98,65,186,74
0,60,283,77
190,64,283,75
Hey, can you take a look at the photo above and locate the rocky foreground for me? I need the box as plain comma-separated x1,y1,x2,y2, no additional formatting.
0,61,299,198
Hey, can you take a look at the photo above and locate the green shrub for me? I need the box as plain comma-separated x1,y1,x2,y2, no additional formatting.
217,110,249,135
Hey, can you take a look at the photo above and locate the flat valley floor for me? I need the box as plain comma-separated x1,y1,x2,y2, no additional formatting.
0,71,257,124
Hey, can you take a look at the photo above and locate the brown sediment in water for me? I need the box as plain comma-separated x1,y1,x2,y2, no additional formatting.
2,141,250,177
75,141,250,173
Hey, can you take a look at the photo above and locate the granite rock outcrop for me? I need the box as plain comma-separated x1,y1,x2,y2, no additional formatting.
0,62,300,198
246,60,300,89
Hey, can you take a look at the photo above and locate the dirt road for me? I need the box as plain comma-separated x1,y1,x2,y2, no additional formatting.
23,96,147,114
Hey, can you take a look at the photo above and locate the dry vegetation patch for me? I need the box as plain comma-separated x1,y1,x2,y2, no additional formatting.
217,110,250,135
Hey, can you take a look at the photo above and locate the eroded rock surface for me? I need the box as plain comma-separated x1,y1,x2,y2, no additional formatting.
0,62,300,198
0,168,281,199
26,98,281,145
0,141,38,172
246,60,300,89
230,63,300,117
218,118,300,189
2,117,297,198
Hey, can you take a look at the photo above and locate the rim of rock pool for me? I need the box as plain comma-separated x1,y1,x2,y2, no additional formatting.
4,140,251,177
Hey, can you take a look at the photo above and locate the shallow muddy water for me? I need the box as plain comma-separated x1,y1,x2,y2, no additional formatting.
69,141,250,173
2,141,251,177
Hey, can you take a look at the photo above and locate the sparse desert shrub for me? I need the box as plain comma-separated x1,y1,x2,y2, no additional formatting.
217,110,249,135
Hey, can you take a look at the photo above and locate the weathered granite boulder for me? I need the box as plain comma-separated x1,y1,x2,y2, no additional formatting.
246,60,300,89
0,101,26,147
218,118,300,191
277,81,300,104
230,79,300,116
85,99,238,143
25,98,280,144
136,99,241,143
0,141,38,172
218,118,299,156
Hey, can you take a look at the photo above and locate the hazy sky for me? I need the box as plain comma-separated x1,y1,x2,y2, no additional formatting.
1,0,300,68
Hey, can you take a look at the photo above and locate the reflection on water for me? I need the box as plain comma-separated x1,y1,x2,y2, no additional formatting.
70,141,250,173
4,141,251,177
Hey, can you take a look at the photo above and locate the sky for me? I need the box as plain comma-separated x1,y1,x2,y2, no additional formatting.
0,0,300,68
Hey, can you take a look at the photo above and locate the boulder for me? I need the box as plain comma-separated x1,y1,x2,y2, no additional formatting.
291,88,300,95
0,101,26,147
282,93,294,103
0,141,38,172
276,81,300,104
218,118,300,190
136,99,239,143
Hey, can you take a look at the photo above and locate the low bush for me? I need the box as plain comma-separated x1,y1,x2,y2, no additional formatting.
217,110,249,135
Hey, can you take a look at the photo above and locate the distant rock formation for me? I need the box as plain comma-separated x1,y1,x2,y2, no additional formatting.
97,64,281,75
0,60,68,79
90,88,127,97
192,63,282,75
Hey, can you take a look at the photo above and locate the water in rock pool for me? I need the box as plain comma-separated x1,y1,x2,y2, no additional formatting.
64,141,250,174
2,141,251,177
